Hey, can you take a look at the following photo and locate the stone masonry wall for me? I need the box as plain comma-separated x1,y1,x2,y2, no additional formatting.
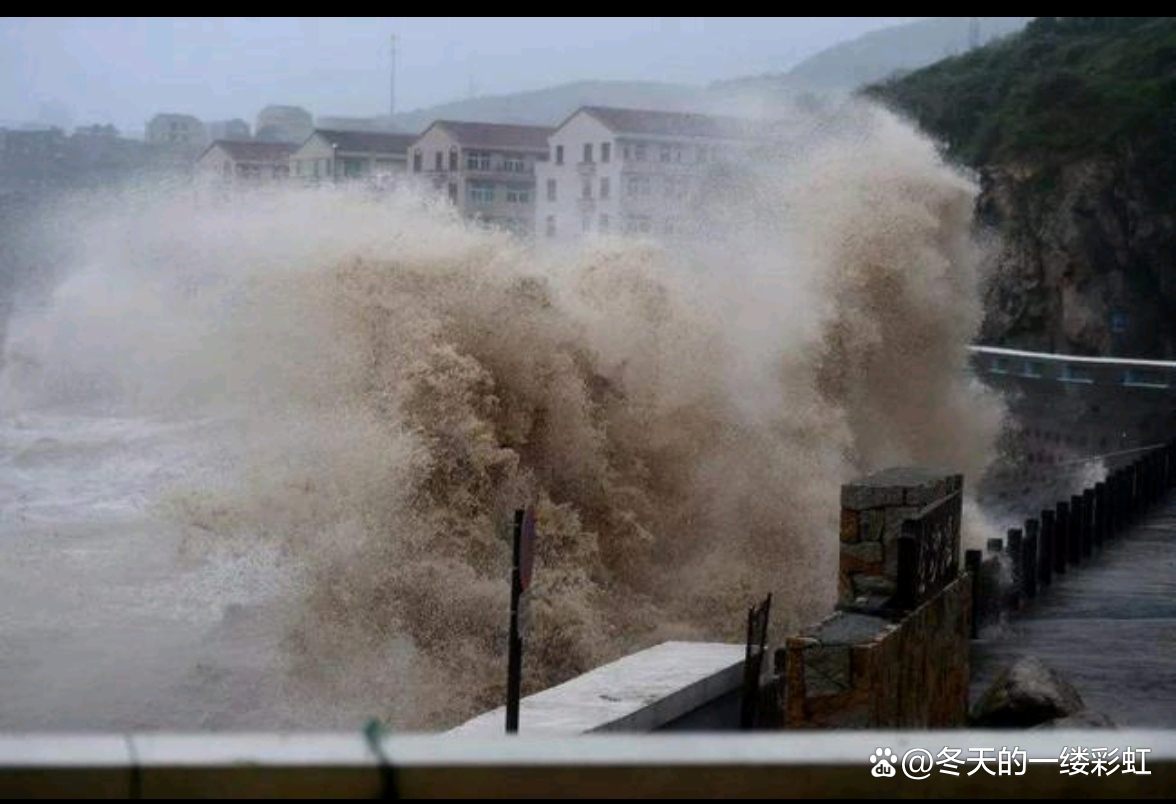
782,467,970,729
782,576,970,728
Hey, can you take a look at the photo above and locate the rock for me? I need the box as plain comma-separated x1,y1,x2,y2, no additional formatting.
971,655,1085,728
1032,709,1117,730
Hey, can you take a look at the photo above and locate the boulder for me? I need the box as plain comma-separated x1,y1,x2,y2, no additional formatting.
971,655,1085,728
1032,709,1117,730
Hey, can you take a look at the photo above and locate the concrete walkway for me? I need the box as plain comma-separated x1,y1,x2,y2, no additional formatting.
969,491,1176,726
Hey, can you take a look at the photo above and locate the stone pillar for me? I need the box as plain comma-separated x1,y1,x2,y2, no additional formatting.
785,467,969,729
838,467,964,613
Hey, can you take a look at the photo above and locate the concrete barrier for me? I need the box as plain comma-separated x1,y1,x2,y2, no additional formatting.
448,641,747,736
2,730,1175,797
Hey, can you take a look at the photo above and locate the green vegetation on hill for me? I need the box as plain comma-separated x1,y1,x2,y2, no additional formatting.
861,17,1176,197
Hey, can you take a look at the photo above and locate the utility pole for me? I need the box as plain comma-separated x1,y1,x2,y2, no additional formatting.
390,34,397,117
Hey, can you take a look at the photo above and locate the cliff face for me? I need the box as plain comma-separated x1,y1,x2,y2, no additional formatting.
977,158,1176,358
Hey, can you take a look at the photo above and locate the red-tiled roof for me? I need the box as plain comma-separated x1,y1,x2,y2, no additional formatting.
428,121,555,151
572,106,779,140
312,129,417,155
209,140,297,162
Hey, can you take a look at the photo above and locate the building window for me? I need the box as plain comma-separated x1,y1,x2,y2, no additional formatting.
660,144,672,163
623,144,631,161
469,181,494,204
665,176,688,199
582,180,592,200
583,143,593,163
504,157,526,172
674,145,682,162
601,142,611,163
448,182,458,203
223,161,231,177
599,213,609,232
556,145,564,165
413,150,422,172
506,188,529,203
435,152,443,171
547,179,557,201
697,145,707,164
546,215,556,238
626,175,651,196
635,143,647,161
600,177,609,199
467,151,491,170
626,216,652,234
449,148,458,171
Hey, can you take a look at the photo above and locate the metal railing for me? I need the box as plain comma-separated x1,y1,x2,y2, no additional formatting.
967,345,1176,390
969,440,1175,636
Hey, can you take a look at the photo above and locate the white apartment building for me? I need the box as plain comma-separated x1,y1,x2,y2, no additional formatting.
197,140,296,185
145,113,208,148
535,106,782,243
290,129,417,185
409,120,554,236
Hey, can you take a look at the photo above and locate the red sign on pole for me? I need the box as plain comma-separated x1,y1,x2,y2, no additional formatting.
519,506,536,593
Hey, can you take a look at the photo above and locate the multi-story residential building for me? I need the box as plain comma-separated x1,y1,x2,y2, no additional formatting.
409,120,554,236
197,140,296,186
205,119,251,141
145,114,208,148
255,105,314,145
289,129,417,185
535,106,783,243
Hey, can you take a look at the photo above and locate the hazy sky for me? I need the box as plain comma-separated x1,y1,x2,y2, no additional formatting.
2,17,925,133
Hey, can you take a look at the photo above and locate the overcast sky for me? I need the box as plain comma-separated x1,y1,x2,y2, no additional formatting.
2,17,925,133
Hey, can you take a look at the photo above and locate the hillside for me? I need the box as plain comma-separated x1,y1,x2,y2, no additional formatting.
713,17,1031,95
368,81,712,134
862,17,1176,359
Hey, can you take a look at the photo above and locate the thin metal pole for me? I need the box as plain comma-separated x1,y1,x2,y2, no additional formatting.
506,509,524,734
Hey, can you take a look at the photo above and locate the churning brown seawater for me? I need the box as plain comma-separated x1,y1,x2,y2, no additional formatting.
0,100,1010,730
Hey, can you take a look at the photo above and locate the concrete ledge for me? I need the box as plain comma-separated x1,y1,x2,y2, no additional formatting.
448,641,746,737
1,731,1175,797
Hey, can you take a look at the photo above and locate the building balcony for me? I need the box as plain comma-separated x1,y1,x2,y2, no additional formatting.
463,166,535,180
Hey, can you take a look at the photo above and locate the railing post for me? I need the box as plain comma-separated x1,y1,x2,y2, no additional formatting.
1007,528,1023,610
966,549,982,639
1081,488,1094,559
1039,509,1054,588
1054,501,1069,575
1069,494,1083,568
895,523,918,613
1091,479,1100,550
1024,519,1039,599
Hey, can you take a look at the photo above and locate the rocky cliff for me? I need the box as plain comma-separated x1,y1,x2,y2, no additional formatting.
976,158,1176,358
861,17,1176,359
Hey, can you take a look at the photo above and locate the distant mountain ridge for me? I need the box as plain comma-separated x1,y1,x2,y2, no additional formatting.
713,17,1033,94
312,20,1034,135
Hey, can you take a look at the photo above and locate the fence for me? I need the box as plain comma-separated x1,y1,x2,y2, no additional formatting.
967,345,1176,390
968,439,1176,637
